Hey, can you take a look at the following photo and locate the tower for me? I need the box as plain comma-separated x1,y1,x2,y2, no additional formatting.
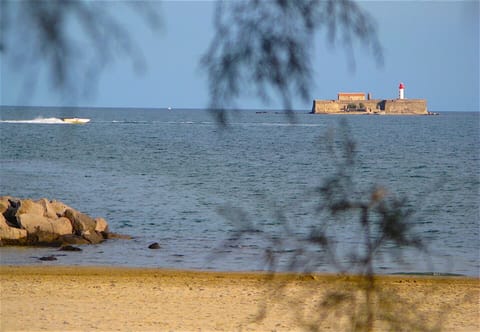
398,82,405,99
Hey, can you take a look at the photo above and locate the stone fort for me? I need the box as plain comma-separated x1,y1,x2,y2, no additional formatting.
311,87,428,115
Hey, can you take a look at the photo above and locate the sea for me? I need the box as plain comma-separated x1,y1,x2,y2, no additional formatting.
0,107,479,276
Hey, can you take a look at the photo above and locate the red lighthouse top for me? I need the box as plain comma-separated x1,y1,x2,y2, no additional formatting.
399,82,405,89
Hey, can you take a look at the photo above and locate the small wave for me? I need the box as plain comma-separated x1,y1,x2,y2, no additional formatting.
110,120,149,124
0,117,66,124
234,122,324,127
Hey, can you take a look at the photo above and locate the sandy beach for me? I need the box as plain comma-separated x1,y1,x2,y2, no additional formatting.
0,266,478,331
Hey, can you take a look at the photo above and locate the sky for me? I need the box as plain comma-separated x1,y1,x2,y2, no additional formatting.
1,0,479,112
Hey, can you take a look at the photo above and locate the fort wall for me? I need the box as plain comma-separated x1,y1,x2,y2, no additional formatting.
383,99,427,114
311,99,428,115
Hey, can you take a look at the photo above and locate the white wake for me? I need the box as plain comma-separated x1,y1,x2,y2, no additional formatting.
0,117,68,124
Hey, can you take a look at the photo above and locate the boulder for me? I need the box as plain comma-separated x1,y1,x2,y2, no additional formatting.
16,199,44,217
148,242,161,249
81,230,104,244
59,245,82,252
103,232,133,240
2,198,21,227
0,196,120,247
36,198,58,219
0,213,27,243
64,209,96,235
18,214,73,236
18,214,73,244
59,234,90,245
38,255,57,261
49,200,73,218
0,196,13,215
55,217,75,234
94,217,109,233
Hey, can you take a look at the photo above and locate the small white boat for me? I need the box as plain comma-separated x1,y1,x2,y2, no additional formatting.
61,118,91,124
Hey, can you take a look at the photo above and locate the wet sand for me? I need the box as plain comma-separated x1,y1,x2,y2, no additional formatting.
0,266,478,331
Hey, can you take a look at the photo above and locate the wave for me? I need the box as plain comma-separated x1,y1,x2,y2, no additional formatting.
234,122,324,127
109,120,215,125
0,117,67,124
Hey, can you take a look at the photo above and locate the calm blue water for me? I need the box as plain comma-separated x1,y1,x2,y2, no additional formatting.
1,107,479,276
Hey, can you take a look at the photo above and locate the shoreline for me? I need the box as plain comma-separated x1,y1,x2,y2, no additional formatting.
0,264,475,278
1,265,478,331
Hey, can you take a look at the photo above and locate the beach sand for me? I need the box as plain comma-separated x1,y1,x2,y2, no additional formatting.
0,266,478,331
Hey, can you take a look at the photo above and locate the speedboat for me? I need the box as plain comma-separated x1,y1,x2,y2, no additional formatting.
61,118,91,124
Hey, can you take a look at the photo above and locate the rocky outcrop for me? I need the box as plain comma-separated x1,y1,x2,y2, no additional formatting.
0,196,114,247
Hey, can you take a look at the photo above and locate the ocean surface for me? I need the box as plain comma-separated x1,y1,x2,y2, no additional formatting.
1,107,479,276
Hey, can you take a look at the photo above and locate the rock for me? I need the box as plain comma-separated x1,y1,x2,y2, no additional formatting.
64,209,96,235
103,232,132,240
36,198,58,219
148,242,161,249
81,230,104,244
0,196,13,215
17,213,52,235
49,200,72,217
2,198,21,227
59,234,90,245
0,196,117,247
15,199,44,217
38,255,57,261
0,213,27,243
94,217,109,233
55,217,74,234
59,245,82,252
18,213,73,243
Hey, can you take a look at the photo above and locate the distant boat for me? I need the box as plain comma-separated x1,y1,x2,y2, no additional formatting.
167,107,172,111
61,118,90,124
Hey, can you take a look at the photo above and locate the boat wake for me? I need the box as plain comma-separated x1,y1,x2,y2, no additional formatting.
0,117,89,124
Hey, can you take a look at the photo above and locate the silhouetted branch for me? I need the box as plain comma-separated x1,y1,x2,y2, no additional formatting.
214,121,433,331
202,0,383,121
2,0,161,101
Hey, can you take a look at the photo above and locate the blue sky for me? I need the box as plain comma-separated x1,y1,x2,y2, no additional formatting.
1,0,479,112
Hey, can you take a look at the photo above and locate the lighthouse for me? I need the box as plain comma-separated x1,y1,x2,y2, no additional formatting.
398,82,405,99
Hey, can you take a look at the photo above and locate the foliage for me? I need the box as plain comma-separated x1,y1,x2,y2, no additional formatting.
3,0,382,112
202,0,383,123
0,0,161,100
347,103,357,109
216,120,430,331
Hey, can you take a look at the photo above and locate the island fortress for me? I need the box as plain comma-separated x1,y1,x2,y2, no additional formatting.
311,83,428,115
